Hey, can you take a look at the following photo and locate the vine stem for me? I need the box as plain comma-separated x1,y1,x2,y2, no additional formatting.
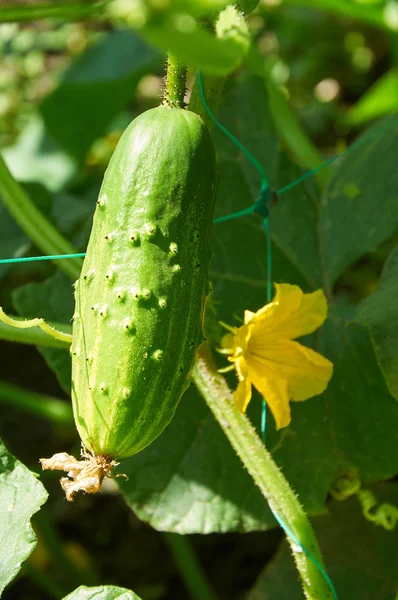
0,1,104,23
0,155,82,281
22,563,67,599
162,55,187,109
163,533,219,600
0,381,73,425
192,343,334,600
34,509,98,588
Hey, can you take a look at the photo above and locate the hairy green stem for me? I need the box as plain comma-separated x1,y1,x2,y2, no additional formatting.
0,1,105,23
0,381,73,425
163,55,187,109
164,533,219,600
0,155,82,280
192,343,334,600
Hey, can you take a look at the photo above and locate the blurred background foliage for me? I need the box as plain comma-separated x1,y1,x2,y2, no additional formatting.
0,1,398,599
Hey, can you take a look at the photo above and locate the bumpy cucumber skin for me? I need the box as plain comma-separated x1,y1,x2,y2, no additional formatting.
71,106,217,459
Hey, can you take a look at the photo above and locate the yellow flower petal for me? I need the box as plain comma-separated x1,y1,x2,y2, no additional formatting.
245,364,291,429
247,283,302,327
247,339,333,402
234,376,252,413
249,285,328,341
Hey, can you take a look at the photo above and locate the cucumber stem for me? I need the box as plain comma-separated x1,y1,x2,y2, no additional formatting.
163,55,187,109
193,343,334,600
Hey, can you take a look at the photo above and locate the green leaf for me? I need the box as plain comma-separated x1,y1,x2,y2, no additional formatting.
319,116,398,285
211,156,316,325
0,438,48,595
347,69,398,127
40,30,161,161
210,74,323,322
2,115,77,193
120,384,272,533
0,203,30,279
113,8,248,76
275,309,398,514
284,0,389,30
12,272,73,394
246,483,398,600
356,246,398,400
0,181,57,279
64,585,142,600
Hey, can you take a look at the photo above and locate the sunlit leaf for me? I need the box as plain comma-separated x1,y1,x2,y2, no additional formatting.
356,246,398,400
64,585,142,600
0,438,47,595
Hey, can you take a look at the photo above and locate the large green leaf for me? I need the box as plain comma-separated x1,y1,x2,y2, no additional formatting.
210,75,324,321
2,115,76,193
0,438,48,595
284,0,389,30
0,181,56,279
0,204,30,280
275,309,398,512
120,383,273,533
110,5,249,76
319,116,398,286
64,586,142,600
356,246,398,400
40,30,161,162
247,483,398,600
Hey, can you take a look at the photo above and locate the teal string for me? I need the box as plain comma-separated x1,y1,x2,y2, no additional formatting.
197,71,269,189
0,253,86,265
271,510,338,600
278,112,398,197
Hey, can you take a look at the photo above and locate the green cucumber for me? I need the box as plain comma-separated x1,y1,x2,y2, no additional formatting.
71,105,217,460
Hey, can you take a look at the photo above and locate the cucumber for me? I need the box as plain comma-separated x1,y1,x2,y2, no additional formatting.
71,105,217,460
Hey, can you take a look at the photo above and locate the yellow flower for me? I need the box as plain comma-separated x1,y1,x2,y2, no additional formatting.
221,284,333,429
